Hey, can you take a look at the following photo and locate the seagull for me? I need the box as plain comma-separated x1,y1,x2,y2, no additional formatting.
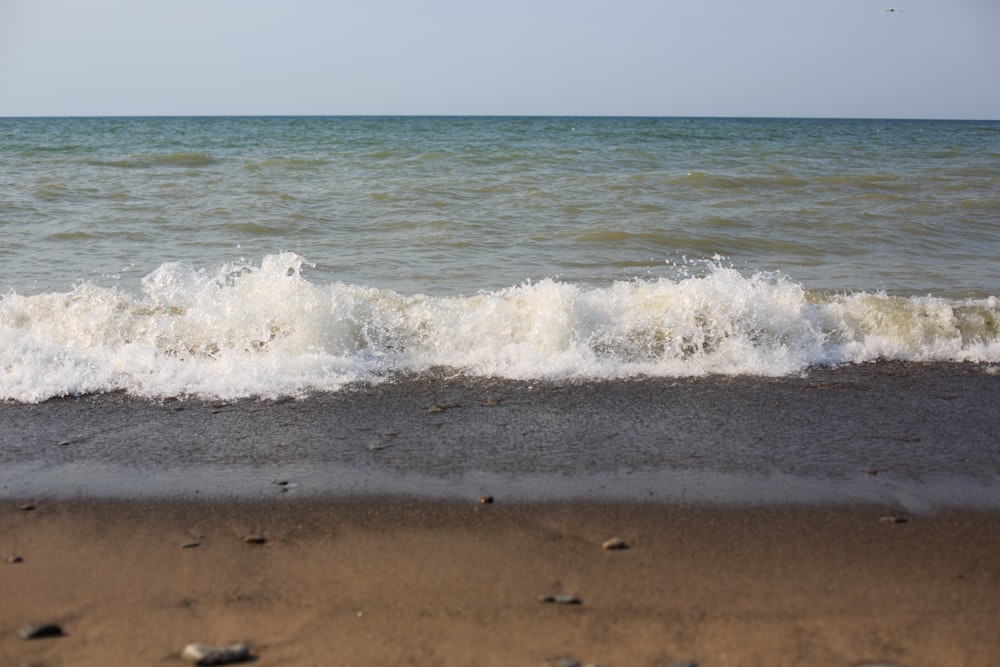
882,7,903,12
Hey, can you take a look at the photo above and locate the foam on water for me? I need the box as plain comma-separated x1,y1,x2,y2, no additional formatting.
1,252,998,403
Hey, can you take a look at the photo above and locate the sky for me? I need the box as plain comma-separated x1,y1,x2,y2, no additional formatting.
1,0,998,119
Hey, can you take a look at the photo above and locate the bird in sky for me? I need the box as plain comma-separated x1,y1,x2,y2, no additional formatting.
882,7,903,12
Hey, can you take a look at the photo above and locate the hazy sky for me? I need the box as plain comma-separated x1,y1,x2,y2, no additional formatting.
1,0,998,119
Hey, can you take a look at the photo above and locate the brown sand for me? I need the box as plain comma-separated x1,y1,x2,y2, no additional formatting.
3,498,999,667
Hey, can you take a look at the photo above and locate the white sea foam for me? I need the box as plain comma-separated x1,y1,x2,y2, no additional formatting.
1,253,998,402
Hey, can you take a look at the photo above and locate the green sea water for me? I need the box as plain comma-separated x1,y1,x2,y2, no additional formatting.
3,115,998,297
1,116,999,400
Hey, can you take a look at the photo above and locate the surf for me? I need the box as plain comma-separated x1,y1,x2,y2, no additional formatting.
1,253,997,403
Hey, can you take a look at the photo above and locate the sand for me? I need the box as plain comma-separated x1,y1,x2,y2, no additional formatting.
3,499,1000,667
3,362,1000,666
2,362,999,504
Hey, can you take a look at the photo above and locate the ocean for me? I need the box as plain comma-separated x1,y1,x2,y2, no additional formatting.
2,116,999,403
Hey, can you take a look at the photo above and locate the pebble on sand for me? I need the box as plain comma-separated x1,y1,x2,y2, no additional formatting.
879,515,908,524
601,537,629,550
479,495,494,504
181,642,251,665
426,401,461,413
539,594,582,605
544,658,581,667
243,534,267,544
18,623,63,640
7,554,24,563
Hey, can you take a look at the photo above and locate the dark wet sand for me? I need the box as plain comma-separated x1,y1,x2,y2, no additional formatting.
2,362,999,505
2,362,999,665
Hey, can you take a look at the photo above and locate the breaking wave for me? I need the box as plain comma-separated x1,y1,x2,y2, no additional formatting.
1,253,998,402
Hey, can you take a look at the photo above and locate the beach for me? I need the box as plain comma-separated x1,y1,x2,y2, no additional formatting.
4,499,1000,667
3,362,1000,666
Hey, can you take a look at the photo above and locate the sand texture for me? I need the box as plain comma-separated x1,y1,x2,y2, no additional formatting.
2,363,999,507
3,363,999,665
3,498,999,667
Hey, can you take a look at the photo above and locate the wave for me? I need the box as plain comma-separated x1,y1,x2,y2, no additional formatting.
1,253,998,402
83,152,218,169
243,157,330,171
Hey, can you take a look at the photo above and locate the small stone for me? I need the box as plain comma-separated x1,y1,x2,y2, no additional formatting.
18,623,63,640
426,402,460,413
181,541,201,549
8,554,24,563
544,659,581,667
601,537,628,550
181,642,251,665
879,515,908,524
18,502,36,511
539,593,582,605
484,396,500,406
867,468,878,475
479,495,494,504
243,534,267,544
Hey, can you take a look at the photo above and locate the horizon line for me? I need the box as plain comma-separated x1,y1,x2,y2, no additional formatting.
2,113,999,122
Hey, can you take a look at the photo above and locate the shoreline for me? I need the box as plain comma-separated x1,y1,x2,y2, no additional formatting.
4,462,999,514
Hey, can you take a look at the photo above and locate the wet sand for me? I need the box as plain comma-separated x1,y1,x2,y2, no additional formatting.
2,362,1000,665
2,362,999,506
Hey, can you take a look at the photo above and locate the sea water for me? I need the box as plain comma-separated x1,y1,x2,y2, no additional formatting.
1,116,999,402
